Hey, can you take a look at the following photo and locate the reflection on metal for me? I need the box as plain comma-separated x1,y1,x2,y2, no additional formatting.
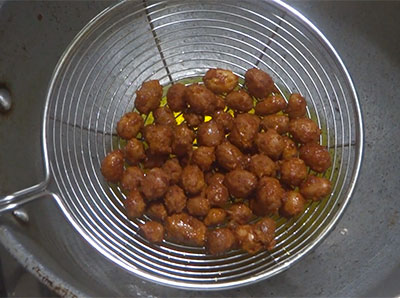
0,88,12,112
12,209,29,224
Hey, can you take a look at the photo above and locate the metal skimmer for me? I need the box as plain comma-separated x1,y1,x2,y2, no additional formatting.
0,0,363,290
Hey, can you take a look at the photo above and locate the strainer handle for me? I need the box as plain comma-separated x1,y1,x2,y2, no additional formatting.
0,182,55,214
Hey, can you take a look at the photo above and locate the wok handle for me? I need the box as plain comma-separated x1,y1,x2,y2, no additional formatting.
0,182,55,214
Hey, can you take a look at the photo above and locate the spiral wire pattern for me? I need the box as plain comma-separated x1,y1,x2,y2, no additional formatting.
44,0,363,289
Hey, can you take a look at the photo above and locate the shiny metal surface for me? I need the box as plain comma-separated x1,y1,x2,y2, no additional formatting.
0,0,368,294
0,87,11,112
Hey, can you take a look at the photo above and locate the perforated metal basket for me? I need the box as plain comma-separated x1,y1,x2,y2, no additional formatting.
0,0,363,290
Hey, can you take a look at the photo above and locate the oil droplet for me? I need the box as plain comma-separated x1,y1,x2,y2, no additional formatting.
204,115,212,122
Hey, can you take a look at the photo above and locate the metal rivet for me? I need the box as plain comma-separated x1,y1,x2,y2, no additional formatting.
0,88,12,112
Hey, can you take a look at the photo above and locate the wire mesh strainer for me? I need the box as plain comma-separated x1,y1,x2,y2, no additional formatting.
0,0,363,290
